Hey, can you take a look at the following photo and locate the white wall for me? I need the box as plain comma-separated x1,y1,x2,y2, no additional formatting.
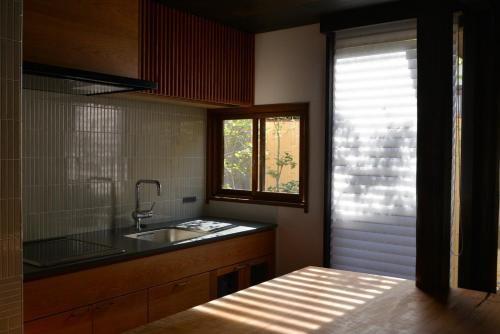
207,24,326,274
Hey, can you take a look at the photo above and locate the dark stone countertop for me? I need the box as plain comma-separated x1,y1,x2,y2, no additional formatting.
23,217,276,282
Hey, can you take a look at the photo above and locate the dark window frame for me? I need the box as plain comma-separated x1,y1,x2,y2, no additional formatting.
207,103,309,211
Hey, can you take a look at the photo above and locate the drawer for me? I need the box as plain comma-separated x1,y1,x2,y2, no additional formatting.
24,306,92,334
149,272,210,321
93,290,148,334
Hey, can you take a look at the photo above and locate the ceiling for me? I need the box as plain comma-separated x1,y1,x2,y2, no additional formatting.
157,0,398,33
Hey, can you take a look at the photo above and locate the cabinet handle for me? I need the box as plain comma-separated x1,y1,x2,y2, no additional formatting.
175,281,188,287
234,264,247,270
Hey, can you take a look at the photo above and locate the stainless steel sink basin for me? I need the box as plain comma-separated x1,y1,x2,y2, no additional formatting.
124,228,207,243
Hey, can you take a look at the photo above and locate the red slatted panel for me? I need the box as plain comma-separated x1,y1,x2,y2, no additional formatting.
140,0,254,106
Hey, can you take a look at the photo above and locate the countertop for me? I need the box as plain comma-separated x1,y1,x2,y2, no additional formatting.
127,266,500,334
23,217,276,281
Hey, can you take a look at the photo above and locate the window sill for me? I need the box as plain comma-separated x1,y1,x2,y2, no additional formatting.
208,195,308,212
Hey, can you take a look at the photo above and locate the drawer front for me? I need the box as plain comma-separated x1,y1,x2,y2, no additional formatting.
149,272,210,321
24,306,92,334
93,290,148,334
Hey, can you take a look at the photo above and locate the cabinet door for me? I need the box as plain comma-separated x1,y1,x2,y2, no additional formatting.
24,306,92,334
24,0,139,78
93,290,148,334
140,0,254,106
211,263,248,299
247,255,275,287
149,272,210,322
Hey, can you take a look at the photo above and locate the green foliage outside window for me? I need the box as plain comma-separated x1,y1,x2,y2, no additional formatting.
223,119,252,190
266,118,299,194
222,117,300,194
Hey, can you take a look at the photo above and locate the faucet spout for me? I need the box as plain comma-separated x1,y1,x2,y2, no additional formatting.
133,179,162,231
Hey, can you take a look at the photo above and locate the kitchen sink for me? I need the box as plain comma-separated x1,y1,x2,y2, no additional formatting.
124,228,207,243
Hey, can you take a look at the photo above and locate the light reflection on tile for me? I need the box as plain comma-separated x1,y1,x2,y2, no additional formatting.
23,89,206,241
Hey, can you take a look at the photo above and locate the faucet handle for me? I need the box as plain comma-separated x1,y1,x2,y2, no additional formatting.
148,201,156,213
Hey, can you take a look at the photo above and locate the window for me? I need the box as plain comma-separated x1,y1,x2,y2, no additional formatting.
328,19,418,279
207,103,308,209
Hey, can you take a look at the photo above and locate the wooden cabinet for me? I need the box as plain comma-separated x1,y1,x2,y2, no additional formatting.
210,255,275,299
93,290,148,334
23,0,254,106
24,306,92,334
24,0,139,78
25,231,274,321
140,0,254,106
25,291,148,334
24,230,275,333
149,272,211,322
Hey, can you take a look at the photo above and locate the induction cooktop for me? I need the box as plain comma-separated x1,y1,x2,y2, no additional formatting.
23,237,126,267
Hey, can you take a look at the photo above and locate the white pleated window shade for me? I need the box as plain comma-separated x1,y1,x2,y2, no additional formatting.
331,19,417,279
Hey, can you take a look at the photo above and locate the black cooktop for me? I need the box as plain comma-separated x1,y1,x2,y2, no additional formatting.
23,237,126,267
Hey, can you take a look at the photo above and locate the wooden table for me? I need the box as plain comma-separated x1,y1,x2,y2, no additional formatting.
128,266,500,334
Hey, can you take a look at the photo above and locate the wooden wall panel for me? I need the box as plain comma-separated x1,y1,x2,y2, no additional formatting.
140,0,254,106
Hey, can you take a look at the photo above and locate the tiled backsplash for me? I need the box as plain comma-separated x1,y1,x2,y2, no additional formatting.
0,0,23,333
23,89,206,241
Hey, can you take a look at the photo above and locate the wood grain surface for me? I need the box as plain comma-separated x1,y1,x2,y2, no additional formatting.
24,0,139,78
127,266,500,334
140,0,254,106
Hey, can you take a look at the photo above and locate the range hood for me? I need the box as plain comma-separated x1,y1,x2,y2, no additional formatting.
23,62,157,96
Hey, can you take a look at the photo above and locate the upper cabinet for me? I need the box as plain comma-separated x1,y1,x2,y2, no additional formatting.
23,0,255,106
24,0,139,78
140,0,255,106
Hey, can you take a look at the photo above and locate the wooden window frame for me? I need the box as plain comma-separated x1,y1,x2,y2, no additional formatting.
207,103,309,211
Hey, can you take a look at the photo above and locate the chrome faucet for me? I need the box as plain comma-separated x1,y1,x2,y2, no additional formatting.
132,179,162,231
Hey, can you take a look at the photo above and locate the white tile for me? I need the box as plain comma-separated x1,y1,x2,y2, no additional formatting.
23,88,206,240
